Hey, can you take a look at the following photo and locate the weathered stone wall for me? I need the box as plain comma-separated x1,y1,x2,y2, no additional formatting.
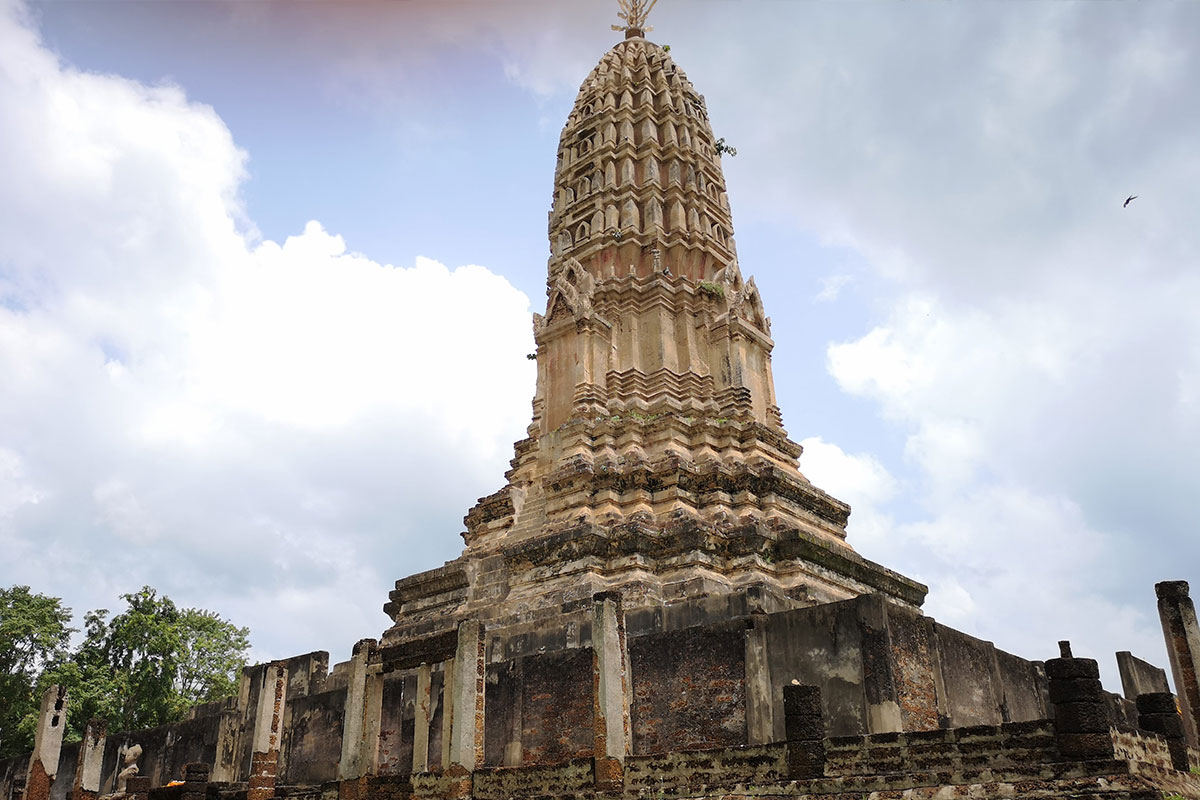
280,686,346,785
99,715,221,792
45,742,78,800
629,620,747,753
0,753,27,800
933,624,1008,727
483,648,594,767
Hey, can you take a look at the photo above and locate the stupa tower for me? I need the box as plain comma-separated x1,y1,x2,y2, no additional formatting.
382,4,924,645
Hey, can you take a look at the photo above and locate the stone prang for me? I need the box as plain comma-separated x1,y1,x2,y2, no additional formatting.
382,25,925,651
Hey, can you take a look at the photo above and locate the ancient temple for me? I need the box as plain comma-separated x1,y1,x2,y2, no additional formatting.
6,6,1200,800
382,3,923,651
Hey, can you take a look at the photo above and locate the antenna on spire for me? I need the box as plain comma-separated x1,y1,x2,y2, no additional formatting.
612,0,658,39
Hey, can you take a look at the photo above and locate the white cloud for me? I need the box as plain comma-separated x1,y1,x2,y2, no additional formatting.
0,1,534,661
800,436,897,509
674,2,1200,681
815,273,854,303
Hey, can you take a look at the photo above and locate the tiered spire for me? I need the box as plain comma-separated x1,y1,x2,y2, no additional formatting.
382,17,925,645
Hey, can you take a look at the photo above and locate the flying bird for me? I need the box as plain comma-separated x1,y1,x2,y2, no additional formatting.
1124,195,1138,207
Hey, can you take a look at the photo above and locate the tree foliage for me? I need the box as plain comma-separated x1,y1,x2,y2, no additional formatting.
1,585,250,756
0,586,75,757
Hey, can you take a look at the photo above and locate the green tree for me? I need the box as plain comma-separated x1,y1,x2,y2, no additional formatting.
58,587,250,734
0,586,75,757
3,585,250,746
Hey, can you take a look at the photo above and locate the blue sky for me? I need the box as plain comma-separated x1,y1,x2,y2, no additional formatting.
3,0,1199,693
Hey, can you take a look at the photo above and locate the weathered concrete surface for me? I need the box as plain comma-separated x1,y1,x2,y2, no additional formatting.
281,686,346,785
1117,650,1171,700
248,661,287,800
447,621,484,771
70,718,105,800
338,639,379,780
591,591,630,781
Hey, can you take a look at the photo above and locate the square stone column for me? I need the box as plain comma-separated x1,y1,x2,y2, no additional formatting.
338,638,379,780
744,616,773,745
1136,692,1189,771
248,661,288,800
447,620,484,772
125,776,150,800
592,592,631,788
1156,581,1200,747
25,685,68,800
1046,649,1113,760
70,718,106,800
180,763,210,800
783,684,825,779
412,663,432,774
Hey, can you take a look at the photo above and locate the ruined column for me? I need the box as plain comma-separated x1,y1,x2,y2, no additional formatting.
857,594,902,733
744,616,774,745
180,763,210,800
1046,644,1113,760
783,684,825,779
412,663,432,774
447,620,484,774
592,592,631,788
248,661,288,800
440,658,454,771
70,718,106,800
359,665,384,777
338,638,378,780
1136,692,1189,771
1156,581,1200,747
25,685,68,800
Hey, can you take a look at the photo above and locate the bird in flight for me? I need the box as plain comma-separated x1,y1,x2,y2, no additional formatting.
1124,195,1138,207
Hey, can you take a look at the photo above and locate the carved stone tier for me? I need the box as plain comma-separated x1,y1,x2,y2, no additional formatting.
381,515,926,649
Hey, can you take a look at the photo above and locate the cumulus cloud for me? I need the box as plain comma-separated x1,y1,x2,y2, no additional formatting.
0,0,534,661
735,3,1200,679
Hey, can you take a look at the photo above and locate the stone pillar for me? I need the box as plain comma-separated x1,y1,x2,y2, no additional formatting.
71,718,106,800
744,616,774,746
1046,649,1113,760
447,620,484,772
857,594,902,733
1156,581,1200,747
440,658,454,771
338,639,378,780
412,663,432,774
125,776,151,800
783,684,825,779
1136,692,1189,771
360,665,384,777
592,592,632,788
248,661,288,800
180,763,210,800
25,685,68,800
